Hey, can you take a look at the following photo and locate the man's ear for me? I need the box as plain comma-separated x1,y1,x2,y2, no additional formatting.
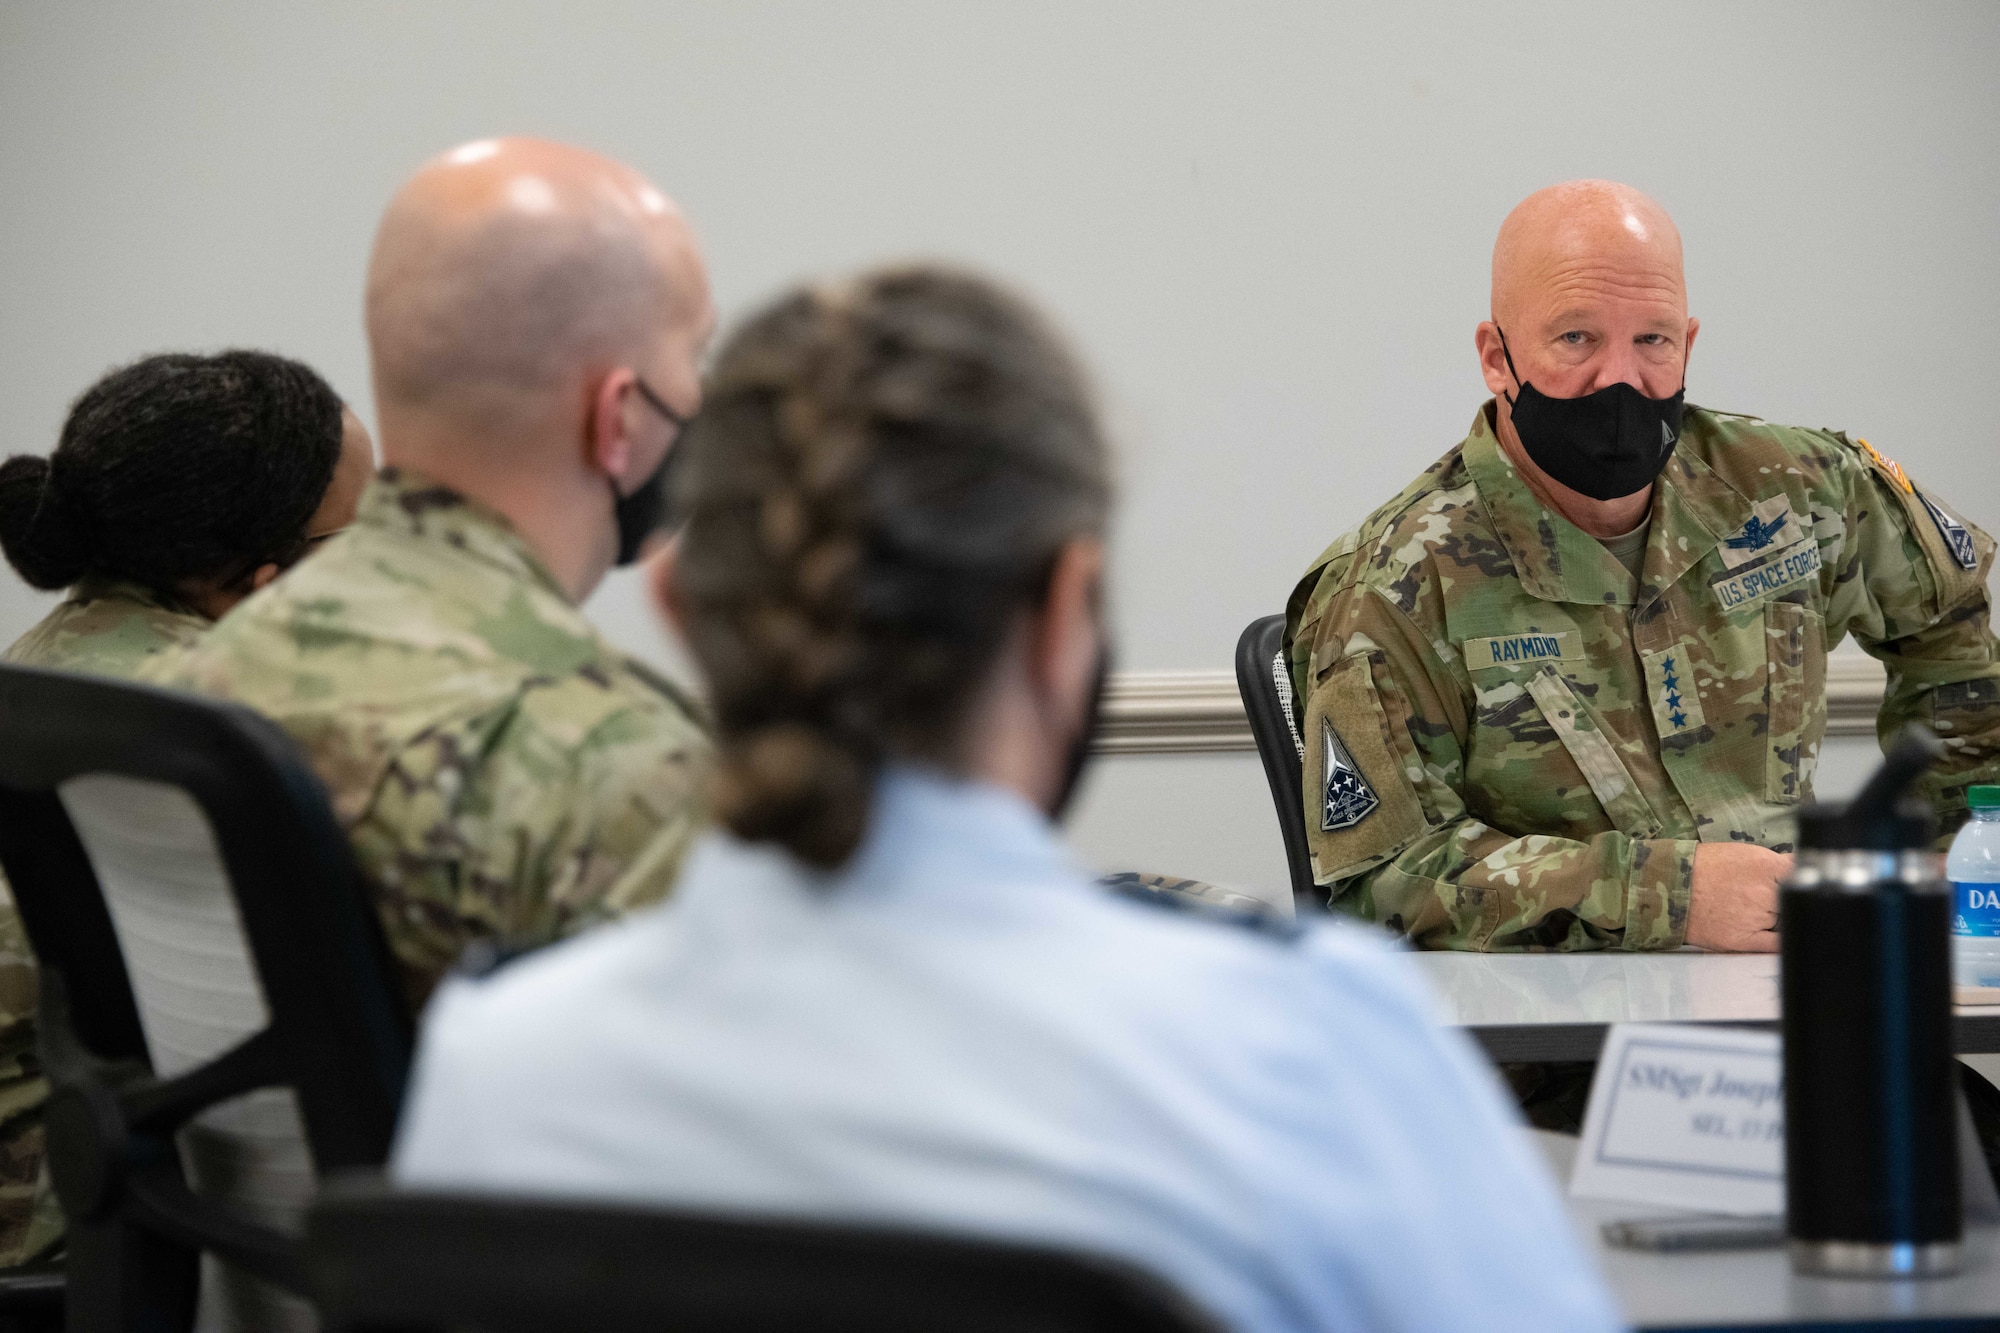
249,562,282,593
1028,537,1105,718
588,367,639,485
1683,316,1700,373
1474,321,1512,399
647,534,689,637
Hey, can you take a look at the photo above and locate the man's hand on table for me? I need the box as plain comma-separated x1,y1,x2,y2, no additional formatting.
1686,844,1791,953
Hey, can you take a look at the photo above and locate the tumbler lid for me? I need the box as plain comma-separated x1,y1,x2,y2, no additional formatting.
1794,799,1935,851
1970,785,2000,810
1794,726,1943,851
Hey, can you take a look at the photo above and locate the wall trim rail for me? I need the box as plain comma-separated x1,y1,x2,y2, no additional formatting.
1099,654,1888,755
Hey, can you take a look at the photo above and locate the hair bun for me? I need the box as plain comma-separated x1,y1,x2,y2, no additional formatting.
0,455,89,590
711,723,874,867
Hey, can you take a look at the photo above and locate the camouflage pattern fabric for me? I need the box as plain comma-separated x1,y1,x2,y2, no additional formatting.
146,468,712,1009
1285,403,2000,952
0,581,208,1268
3,577,209,678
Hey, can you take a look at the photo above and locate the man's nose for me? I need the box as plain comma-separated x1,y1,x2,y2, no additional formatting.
1586,342,1670,395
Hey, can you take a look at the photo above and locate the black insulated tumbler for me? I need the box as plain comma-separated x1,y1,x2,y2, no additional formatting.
1782,726,1960,1277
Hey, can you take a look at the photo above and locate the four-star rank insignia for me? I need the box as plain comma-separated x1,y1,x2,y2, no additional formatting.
1319,718,1379,832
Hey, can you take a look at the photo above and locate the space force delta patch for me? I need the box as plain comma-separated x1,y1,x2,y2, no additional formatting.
1919,490,1980,570
1711,541,1823,611
1319,718,1379,831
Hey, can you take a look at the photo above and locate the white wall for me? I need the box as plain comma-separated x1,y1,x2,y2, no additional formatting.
2,2,1996,897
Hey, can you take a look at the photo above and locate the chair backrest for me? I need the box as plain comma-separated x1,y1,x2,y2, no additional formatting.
0,665,411,1333
1233,615,1320,907
307,1181,1222,1333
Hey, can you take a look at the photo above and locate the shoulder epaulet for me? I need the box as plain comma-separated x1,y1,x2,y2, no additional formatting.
1098,872,1303,941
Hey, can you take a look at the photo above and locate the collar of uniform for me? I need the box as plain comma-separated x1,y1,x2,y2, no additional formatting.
359,468,574,604
1461,402,1755,608
1635,411,1756,608
1460,402,1636,606
676,764,1086,927
69,575,208,622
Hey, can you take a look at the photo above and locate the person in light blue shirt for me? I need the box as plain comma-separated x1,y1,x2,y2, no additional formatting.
393,265,1620,1333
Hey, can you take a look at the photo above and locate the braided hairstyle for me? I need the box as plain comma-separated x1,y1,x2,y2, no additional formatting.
0,350,346,597
674,265,1112,868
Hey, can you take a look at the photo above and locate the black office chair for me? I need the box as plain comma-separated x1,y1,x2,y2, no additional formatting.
1234,615,1322,908
0,664,412,1333
307,1180,1222,1333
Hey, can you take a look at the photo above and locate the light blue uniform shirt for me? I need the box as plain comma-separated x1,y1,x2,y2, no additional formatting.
395,767,1618,1333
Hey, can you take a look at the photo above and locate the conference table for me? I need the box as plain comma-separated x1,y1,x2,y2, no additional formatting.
1408,949,2000,1063
1427,951,2000,1328
1530,1133,2000,1332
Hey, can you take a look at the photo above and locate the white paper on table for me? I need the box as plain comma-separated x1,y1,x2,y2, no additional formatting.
1571,1022,1783,1216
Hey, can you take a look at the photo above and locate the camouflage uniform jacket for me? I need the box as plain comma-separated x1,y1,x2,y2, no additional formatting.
146,468,712,1007
1285,403,2000,952
3,577,209,678
0,580,209,1265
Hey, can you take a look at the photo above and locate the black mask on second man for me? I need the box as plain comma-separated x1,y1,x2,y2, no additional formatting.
615,376,689,566
611,452,672,566
1496,328,1685,502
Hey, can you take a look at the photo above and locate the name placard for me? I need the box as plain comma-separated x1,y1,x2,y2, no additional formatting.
1571,1023,1783,1216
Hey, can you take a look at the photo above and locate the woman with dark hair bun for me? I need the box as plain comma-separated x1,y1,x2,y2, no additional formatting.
394,266,1618,1332
0,349,372,1272
0,349,375,677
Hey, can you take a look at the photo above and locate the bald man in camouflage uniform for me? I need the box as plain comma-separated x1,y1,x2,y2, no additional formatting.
151,138,714,1007
1286,181,2000,957
152,471,709,1005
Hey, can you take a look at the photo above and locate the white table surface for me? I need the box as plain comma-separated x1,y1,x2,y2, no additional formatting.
1408,951,2000,1061
1534,1133,2000,1330
1411,951,1780,1028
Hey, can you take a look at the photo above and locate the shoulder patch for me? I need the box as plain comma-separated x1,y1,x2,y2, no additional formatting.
1853,437,1915,495
1918,489,1980,571
1301,656,1427,882
1318,718,1379,831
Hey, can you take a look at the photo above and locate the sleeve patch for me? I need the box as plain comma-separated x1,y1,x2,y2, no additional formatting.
1302,657,1427,881
1855,437,1914,494
1918,490,1980,570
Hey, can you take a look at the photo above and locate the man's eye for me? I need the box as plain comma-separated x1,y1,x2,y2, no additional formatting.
1560,331,1590,346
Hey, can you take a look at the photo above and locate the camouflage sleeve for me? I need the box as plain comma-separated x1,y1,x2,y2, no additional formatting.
0,893,60,1267
1827,438,2000,835
1293,581,1692,952
351,678,709,1008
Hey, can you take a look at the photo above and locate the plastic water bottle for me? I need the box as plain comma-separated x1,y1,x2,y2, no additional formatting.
1950,785,2000,987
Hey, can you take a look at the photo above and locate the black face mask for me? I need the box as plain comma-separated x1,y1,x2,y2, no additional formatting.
1497,328,1685,502
614,376,689,566
1049,644,1112,823
611,450,673,567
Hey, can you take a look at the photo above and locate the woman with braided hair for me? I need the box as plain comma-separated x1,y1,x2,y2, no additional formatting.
395,266,1619,1333
0,349,374,677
